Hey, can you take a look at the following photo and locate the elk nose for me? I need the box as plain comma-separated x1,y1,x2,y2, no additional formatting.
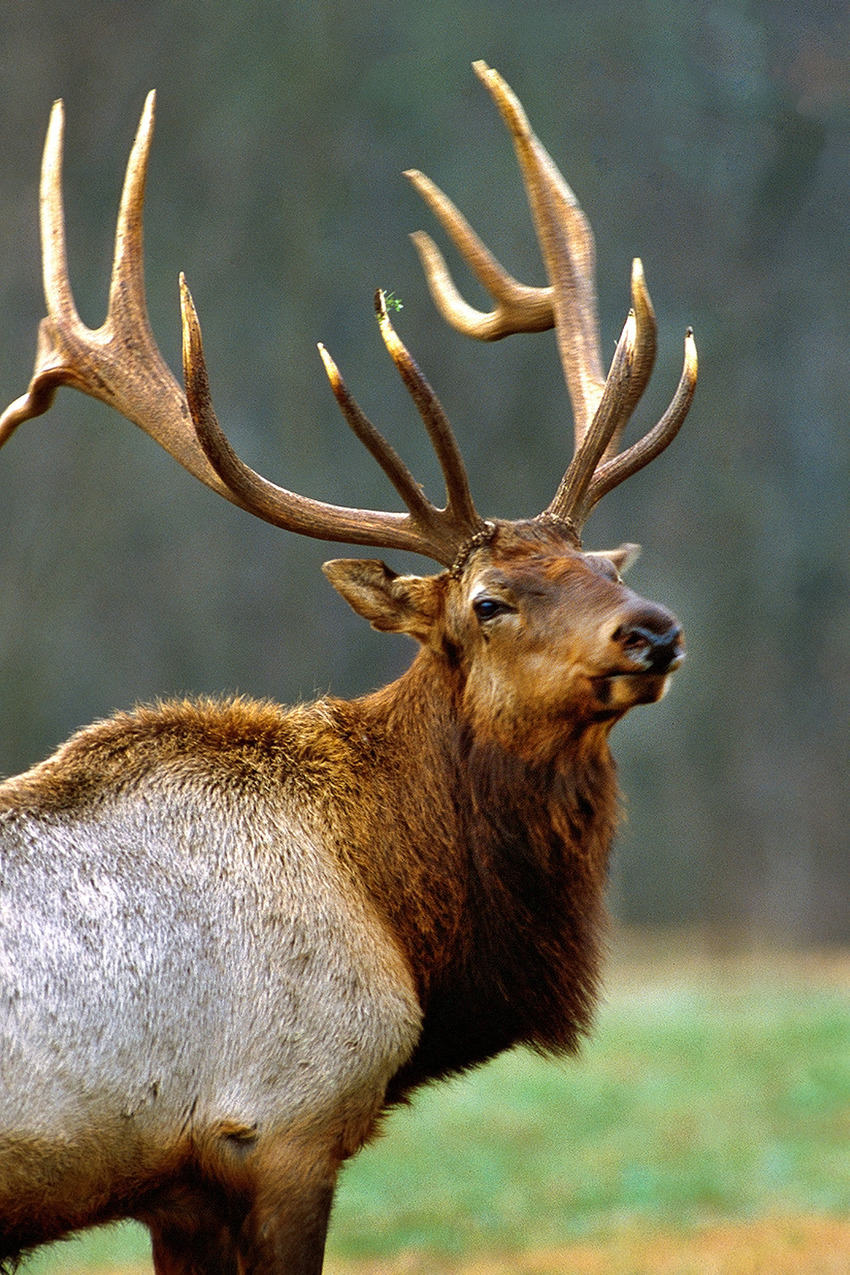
613,619,685,673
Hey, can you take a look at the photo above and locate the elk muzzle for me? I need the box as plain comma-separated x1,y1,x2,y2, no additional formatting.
613,615,684,674
592,601,685,714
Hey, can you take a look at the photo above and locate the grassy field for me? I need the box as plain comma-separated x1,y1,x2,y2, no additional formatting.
22,930,850,1274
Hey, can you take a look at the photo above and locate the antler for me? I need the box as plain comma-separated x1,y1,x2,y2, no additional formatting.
407,60,697,538
0,93,486,567
2,66,696,567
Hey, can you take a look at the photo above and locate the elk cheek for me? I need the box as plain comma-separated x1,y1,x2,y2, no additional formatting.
462,666,516,747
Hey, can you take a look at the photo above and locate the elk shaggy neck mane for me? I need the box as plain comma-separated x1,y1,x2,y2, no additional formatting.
327,651,620,1098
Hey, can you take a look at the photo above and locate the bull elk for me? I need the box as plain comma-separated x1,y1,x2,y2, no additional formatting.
0,61,696,1275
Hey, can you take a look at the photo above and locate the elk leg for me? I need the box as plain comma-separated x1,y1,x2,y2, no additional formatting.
144,1183,242,1275
150,1227,240,1275
237,1171,336,1275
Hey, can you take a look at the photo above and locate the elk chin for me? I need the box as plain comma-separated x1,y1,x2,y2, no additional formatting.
589,670,674,716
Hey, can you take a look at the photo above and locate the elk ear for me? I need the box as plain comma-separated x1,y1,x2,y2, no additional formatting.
586,542,642,575
322,559,443,641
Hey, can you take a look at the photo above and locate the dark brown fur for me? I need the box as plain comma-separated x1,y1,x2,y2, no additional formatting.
325,663,618,1094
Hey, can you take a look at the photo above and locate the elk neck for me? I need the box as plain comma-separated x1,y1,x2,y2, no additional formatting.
324,643,620,1097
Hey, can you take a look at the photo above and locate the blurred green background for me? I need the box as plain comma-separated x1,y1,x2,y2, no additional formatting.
1,1,848,942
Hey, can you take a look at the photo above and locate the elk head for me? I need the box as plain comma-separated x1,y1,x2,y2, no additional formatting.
0,62,696,741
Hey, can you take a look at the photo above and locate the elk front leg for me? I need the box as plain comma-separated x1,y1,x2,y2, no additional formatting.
151,1226,240,1275
143,1180,242,1275
146,1186,241,1275
238,1168,336,1275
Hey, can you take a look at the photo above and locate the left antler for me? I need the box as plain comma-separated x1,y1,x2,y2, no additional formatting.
0,93,487,567
407,60,697,539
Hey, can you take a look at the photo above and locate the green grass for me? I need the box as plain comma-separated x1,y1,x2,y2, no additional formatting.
22,940,850,1271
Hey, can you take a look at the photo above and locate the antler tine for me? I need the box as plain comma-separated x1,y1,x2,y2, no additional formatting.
181,280,483,566
544,256,659,529
406,61,608,446
545,307,639,533
316,340,435,527
405,169,555,341
546,274,694,532
0,103,73,443
0,94,231,497
0,100,77,445
473,59,608,448
373,290,481,531
579,328,698,522
603,258,657,461
39,100,78,330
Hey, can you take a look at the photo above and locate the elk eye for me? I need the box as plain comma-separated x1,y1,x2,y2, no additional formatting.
473,596,511,622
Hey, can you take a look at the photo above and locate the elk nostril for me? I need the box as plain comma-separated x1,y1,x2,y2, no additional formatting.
613,624,651,652
622,628,650,652
615,622,684,672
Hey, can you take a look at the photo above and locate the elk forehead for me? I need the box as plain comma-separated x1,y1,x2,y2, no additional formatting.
457,523,634,613
465,551,586,608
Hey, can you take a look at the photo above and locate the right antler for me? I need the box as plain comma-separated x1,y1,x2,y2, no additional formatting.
407,61,697,539
0,93,487,567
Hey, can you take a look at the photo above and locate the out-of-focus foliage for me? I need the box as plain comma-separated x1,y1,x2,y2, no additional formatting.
0,1,847,939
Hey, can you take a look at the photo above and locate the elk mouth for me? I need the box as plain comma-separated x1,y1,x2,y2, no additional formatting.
593,663,680,701
589,665,681,715
590,622,685,711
